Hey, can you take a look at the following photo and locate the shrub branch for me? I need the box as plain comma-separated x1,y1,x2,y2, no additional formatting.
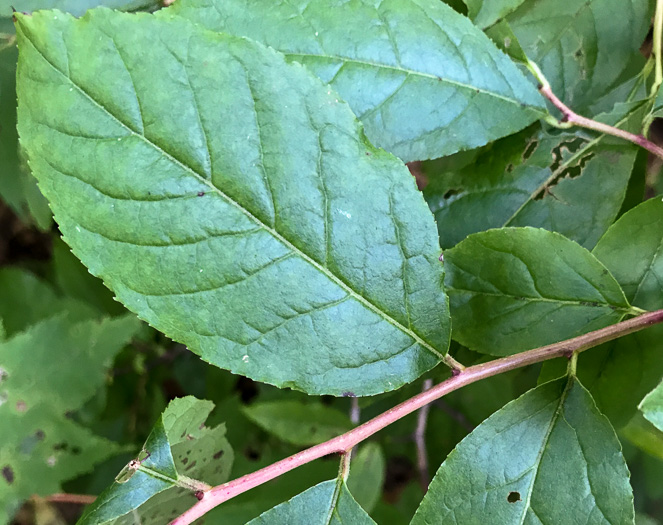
170,309,663,525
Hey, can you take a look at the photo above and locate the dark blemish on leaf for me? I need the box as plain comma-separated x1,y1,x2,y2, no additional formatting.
506,163,514,173
507,491,521,503
213,450,224,460
443,189,459,199
574,49,583,58
342,391,356,397
2,466,14,484
182,457,189,465
71,446,81,455
53,442,68,451
15,400,27,412
0,367,7,382
64,411,74,419
245,447,261,461
185,460,197,471
181,431,187,438
35,430,45,440
195,490,204,501
197,191,205,197
579,301,601,307
365,152,371,156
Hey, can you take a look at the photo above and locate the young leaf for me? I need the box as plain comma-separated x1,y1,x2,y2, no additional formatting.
411,377,634,524
247,479,376,525
242,401,352,447
16,9,450,396
445,227,632,356
79,397,233,525
425,125,637,250
640,381,663,433
507,0,651,111
167,0,546,162
0,315,141,524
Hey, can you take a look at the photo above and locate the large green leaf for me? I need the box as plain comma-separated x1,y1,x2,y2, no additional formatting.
411,377,634,524
168,0,546,162
425,123,638,250
0,315,141,523
79,397,233,525
507,0,651,111
16,9,450,396
444,227,632,356
640,381,663,433
243,401,352,446
247,479,376,525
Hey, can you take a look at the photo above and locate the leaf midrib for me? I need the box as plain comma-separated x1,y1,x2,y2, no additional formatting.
21,26,445,360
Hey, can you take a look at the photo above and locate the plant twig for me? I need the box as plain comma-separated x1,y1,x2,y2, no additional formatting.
526,60,663,160
414,378,433,491
653,0,663,97
37,493,96,505
170,309,663,525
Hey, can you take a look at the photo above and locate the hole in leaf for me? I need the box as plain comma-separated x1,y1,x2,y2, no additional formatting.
213,450,224,460
522,139,539,161
507,491,521,503
235,377,258,403
2,466,14,484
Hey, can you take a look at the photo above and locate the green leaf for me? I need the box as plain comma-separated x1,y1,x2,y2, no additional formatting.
0,315,141,523
247,479,376,525
444,227,632,356
640,381,663,433
621,413,663,461
16,9,450,396
168,0,546,162
411,377,634,524
425,125,637,250
79,397,233,525
0,267,97,336
541,198,663,427
464,0,527,30
507,0,651,111
243,401,352,447
347,443,386,513
0,0,161,18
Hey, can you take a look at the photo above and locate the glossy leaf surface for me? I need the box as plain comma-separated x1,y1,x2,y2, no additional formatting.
445,227,632,355
169,0,546,162
411,377,634,524
16,9,450,396
247,479,376,525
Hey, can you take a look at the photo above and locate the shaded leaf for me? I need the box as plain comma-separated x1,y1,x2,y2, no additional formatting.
445,227,632,356
411,377,634,524
425,125,637,250
168,0,546,162
347,443,386,513
247,479,376,525
0,315,141,523
0,267,97,336
507,0,651,111
621,413,663,461
243,401,351,447
16,9,450,396
541,198,663,427
640,381,663,433
79,397,233,525
464,0,527,30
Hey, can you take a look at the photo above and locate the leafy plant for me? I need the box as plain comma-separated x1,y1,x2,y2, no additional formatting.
2,0,663,523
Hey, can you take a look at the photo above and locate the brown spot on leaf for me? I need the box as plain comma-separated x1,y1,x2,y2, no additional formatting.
213,450,224,460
